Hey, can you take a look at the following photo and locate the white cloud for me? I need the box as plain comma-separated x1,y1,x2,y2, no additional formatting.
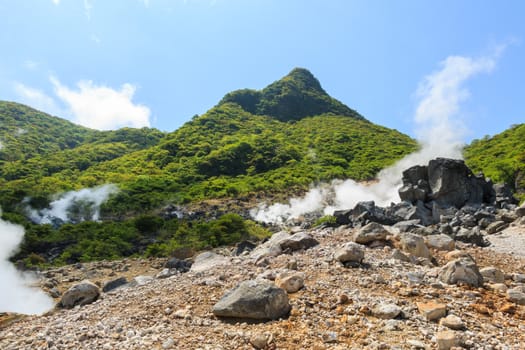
23,60,39,70
414,55,497,148
51,77,151,130
84,0,93,20
52,0,60,5
142,0,150,7
13,82,63,116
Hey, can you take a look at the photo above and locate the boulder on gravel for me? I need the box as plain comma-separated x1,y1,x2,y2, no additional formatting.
399,233,431,259
485,221,508,234
279,232,319,251
479,266,505,284
212,280,291,320
250,231,291,261
334,242,365,264
59,280,100,308
353,222,388,244
102,277,128,293
425,234,455,251
165,257,192,272
438,258,484,287
275,272,305,293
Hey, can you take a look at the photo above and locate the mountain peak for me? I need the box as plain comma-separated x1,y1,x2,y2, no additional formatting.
219,68,364,122
281,67,324,92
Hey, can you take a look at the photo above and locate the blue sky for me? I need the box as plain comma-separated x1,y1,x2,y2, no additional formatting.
0,0,523,142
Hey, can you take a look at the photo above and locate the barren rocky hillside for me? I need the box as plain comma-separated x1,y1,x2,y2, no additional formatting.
2,158,525,350
1,217,525,349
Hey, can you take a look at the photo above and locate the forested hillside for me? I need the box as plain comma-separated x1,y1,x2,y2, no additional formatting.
464,123,525,200
0,68,419,265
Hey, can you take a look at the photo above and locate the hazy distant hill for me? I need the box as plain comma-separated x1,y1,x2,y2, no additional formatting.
464,123,525,200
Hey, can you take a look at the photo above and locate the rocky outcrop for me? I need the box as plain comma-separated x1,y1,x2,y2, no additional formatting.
212,280,291,320
399,158,495,208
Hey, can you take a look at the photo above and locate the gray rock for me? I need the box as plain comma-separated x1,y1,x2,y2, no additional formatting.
275,272,305,293
156,268,179,279
190,251,229,273
479,266,505,284
279,232,319,251
133,275,154,286
212,280,291,320
165,257,192,272
334,242,365,263
250,231,291,261
399,232,431,259
454,227,486,246
102,277,128,292
372,303,402,319
425,234,455,251
59,280,100,308
507,288,525,305
392,220,421,233
353,222,388,244
516,204,525,218
391,248,410,262
485,220,508,234
438,258,484,287
439,314,465,330
234,240,257,255
436,330,457,350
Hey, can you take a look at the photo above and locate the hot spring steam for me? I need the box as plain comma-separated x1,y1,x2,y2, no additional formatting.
251,53,501,224
0,214,54,315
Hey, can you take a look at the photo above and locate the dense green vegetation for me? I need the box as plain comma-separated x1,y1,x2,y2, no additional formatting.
0,68,420,266
464,123,525,201
3,212,269,267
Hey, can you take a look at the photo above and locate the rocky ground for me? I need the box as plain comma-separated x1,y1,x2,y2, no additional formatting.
1,215,525,350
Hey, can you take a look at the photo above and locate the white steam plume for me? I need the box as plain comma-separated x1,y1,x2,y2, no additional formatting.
0,213,54,314
251,52,499,224
28,184,118,224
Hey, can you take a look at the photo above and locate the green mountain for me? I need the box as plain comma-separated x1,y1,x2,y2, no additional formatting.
0,68,419,265
0,101,96,162
219,67,363,122
1,69,418,216
464,123,525,200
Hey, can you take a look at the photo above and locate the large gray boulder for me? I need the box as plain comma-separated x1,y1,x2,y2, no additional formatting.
428,158,489,208
102,277,128,293
334,242,365,264
398,158,496,209
279,232,319,251
250,231,291,261
425,234,455,251
353,222,388,244
438,258,484,287
59,280,100,308
212,280,291,320
399,232,431,259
